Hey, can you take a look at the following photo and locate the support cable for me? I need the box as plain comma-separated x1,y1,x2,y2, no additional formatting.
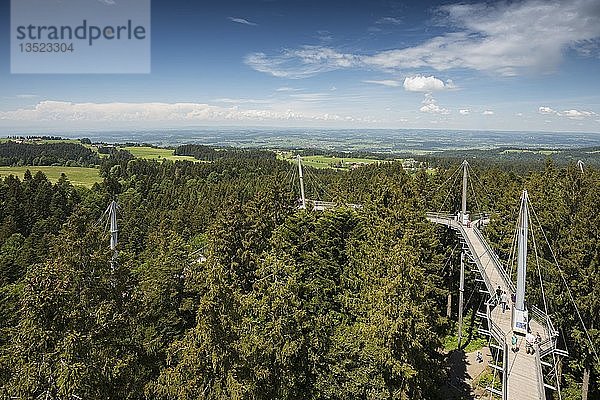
529,198,563,399
437,168,463,214
529,203,600,366
468,164,496,210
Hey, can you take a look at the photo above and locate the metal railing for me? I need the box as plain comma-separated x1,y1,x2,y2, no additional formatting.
534,344,546,399
485,296,508,400
530,305,559,358
473,227,515,293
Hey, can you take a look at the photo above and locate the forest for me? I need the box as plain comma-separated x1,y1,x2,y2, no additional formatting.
0,147,598,399
0,142,100,167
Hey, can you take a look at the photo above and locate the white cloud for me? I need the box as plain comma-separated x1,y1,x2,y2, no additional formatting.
562,109,598,119
246,0,600,78
538,106,597,119
419,94,449,115
483,110,494,115
276,87,303,92
244,46,359,79
16,94,38,99
98,0,116,5
459,109,470,115
403,75,455,92
212,98,271,104
376,17,403,25
228,17,258,26
539,106,559,115
363,79,402,87
0,100,357,123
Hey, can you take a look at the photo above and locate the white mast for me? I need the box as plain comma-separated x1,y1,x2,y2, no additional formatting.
457,160,469,346
297,155,306,210
104,200,119,272
461,160,469,225
513,190,529,334
108,200,118,252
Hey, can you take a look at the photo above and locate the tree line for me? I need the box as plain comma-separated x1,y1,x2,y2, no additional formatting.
0,150,597,399
0,142,100,167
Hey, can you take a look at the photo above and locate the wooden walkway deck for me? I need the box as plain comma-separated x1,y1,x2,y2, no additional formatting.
427,214,546,400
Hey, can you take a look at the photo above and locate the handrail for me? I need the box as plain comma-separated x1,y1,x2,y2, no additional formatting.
425,212,453,220
534,344,546,398
459,224,495,294
473,227,516,293
486,296,508,400
530,305,557,337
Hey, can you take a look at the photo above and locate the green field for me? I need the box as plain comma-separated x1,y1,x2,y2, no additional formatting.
279,152,387,170
500,149,559,155
0,166,102,187
122,146,198,162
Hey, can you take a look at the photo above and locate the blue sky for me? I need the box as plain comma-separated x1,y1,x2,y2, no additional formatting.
1,0,600,133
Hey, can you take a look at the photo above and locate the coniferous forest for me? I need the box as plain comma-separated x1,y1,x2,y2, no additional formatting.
0,148,598,399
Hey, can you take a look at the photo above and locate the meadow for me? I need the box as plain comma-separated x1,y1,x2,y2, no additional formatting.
0,166,103,187
122,146,198,162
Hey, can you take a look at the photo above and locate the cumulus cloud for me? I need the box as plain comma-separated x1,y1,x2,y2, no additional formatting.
246,0,600,78
403,75,455,92
538,106,597,119
0,100,356,123
228,17,258,26
562,109,598,119
363,79,402,87
483,110,494,115
459,109,470,115
539,106,559,115
419,94,449,115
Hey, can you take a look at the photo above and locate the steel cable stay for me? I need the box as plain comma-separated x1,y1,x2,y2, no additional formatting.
504,195,525,287
528,199,600,367
528,198,563,399
439,243,460,276
304,165,332,201
468,167,485,221
467,163,497,212
421,161,462,214
436,166,463,215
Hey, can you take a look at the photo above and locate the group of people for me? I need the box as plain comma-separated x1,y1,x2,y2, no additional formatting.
494,286,542,355
512,331,542,354
495,286,511,313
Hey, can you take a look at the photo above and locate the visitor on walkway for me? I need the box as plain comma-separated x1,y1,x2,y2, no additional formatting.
526,332,536,354
511,334,519,352
476,350,484,363
496,286,502,303
500,291,508,313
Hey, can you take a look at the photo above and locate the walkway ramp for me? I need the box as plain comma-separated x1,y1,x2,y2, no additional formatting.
427,213,555,400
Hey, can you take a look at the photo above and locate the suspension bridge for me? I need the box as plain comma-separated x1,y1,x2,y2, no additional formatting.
102,157,592,400
294,155,569,398
295,155,362,211
428,161,567,400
